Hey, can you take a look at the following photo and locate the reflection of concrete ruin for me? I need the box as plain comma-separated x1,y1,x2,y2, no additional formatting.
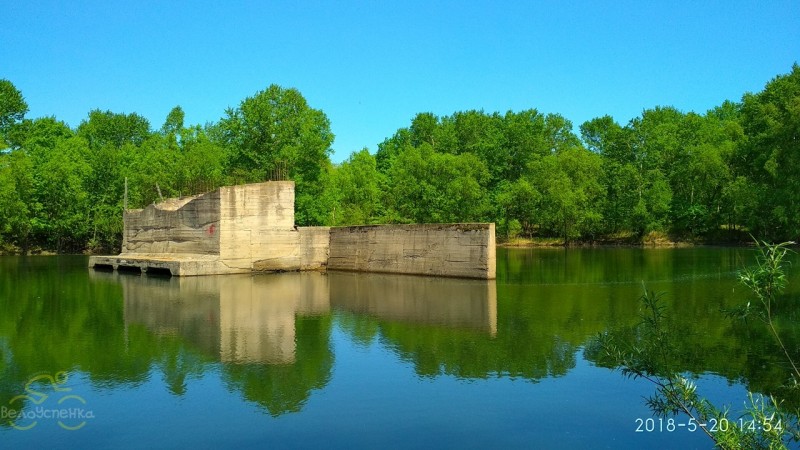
329,272,497,335
89,181,495,279
101,270,497,364
114,272,328,364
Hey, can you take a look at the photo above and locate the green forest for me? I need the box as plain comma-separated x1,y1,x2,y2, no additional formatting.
1,65,798,253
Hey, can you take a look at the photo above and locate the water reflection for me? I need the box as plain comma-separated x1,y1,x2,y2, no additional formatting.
115,272,330,364
87,270,334,416
330,272,497,335
112,271,498,366
2,249,798,429
103,270,499,415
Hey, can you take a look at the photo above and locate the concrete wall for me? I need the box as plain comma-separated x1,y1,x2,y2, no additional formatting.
111,181,321,275
122,190,221,254
248,227,331,272
327,223,496,279
219,182,297,271
99,181,497,279
298,227,330,270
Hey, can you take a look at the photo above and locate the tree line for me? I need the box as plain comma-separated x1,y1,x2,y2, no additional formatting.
0,65,798,253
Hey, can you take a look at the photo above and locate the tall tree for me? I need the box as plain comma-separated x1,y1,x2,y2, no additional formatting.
0,151,33,249
76,111,153,251
215,85,333,183
0,80,28,148
30,136,91,251
529,147,605,241
735,64,800,240
330,149,383,225
77,110,151,149
581,116,638,233
214,85,334,225
385,144,489,223
161,106,185,136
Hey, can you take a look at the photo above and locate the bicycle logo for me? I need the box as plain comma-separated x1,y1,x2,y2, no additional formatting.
3,371,93,431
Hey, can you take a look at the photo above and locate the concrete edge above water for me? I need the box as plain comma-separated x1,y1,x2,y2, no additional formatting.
89,223,496,279
90,181,495,279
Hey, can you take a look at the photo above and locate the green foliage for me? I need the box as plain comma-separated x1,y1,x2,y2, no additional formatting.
529,147,605,241
328,148,383,225
1,66,800,252
77,109,151,149
161,106,185,136
588,242,800,449
495,178,540,237
384,144,490,223
214,85,334,225
30,136,92,251
734,240,800,381
738,241,793,319
0,79,28,147
734,65,800,241
217,85,333,182
0,151,33,248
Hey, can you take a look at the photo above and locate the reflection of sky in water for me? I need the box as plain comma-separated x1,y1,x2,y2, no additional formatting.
1,331,726,449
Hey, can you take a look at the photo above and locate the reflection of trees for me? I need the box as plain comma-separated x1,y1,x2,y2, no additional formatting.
330,271,505,378
221,316,333,417
0,256,197,427
564,245,800,409
344,283,594,380
585,292,800,412
498,247,750,285
331,274,593,380
0,257,162,387
119,272,335,417
0,257,335,421
370,248,800,395
2,249,798,424
375,318,578,380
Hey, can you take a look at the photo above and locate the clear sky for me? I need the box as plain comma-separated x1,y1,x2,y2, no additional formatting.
2,1,798,162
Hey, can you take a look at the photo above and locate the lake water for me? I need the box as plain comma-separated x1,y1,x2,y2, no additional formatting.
1,248,798,449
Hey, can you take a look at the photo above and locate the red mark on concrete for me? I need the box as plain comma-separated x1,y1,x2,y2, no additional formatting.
208,224,216,235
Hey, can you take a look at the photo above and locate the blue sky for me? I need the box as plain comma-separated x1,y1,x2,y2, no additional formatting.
2,1,798,162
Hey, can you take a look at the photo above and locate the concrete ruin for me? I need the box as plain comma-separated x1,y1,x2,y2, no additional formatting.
89,181,496,279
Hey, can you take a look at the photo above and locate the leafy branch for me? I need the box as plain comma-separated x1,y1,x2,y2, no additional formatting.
587,240,800,449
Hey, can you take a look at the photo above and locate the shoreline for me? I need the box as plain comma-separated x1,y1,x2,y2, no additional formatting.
2,241,756,256
496,237,753,249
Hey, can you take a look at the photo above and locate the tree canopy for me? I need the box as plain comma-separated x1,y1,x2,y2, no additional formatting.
1,65,799,253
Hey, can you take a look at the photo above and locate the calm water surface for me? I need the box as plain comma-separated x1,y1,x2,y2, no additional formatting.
1,248,798,449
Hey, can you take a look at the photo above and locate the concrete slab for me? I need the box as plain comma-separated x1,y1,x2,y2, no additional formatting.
88,254,247,276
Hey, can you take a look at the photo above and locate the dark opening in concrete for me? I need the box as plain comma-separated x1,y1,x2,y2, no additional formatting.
117,265,142,274
145,267,173,277
92,264,114,272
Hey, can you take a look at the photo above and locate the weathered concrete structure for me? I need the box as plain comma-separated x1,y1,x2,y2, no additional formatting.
89,181,496,279
90,182,328,276
328,223,495,279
